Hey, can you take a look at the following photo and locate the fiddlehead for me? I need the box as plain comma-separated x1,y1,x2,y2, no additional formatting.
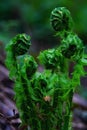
50,7,73,37
11,33,31,56
38,48,66,72
60,33,84,61
17,54,38,79
38,49,57,70
5,33,31,78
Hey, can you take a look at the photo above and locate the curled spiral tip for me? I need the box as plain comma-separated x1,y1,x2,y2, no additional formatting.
18,55,38,78
61,34,83,60
24,55,38,78
12,33,31,56
50,7,73,32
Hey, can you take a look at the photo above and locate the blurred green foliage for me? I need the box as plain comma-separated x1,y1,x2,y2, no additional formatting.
0,0,87,48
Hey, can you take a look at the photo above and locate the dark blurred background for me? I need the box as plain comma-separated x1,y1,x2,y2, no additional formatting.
0,0,87,130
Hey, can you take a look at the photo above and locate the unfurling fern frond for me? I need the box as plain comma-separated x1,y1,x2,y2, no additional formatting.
11,33,31,56
5,7,87,130
50,7,73,33
5,33,31,78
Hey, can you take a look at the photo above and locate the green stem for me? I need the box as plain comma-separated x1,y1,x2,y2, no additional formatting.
62,90,73,130
68,112,73,130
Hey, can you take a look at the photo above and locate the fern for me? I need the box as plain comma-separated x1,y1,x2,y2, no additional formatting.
5,7,87,130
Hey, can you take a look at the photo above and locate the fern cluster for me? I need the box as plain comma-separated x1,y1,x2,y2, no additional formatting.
5,7,87,130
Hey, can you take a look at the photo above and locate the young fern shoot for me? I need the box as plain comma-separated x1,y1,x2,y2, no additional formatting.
6,7,87,130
